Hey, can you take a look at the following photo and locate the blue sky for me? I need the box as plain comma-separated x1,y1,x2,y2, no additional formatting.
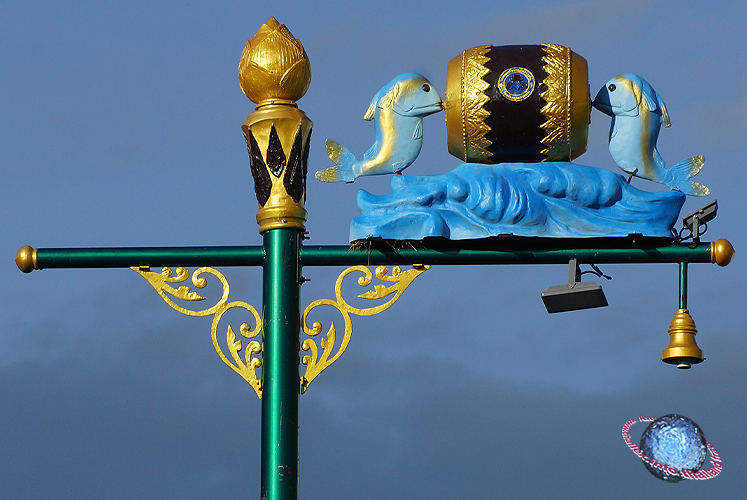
2,0,746,498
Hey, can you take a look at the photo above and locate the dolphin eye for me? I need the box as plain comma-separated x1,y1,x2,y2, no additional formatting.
422,84,430,92
608,84,616,92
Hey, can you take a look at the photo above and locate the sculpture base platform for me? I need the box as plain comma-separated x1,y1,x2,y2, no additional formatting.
350,163,685,242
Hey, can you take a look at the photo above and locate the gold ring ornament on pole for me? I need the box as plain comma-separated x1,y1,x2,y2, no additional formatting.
300,264,430,393
239,17,313,234
445,44,590,164
132,266,263,398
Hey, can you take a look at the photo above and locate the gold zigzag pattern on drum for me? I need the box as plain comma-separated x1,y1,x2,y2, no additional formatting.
461,45,492,162
539,43,572,161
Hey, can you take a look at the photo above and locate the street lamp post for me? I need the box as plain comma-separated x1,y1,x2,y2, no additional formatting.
14,17,735,500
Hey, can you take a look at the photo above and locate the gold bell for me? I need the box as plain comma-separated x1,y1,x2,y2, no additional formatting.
662,308,704,369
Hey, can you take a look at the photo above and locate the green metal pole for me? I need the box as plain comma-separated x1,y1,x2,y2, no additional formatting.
679,262,688,309
261,228,301,500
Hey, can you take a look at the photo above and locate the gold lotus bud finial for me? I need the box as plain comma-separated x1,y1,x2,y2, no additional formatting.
239,17,311,108
240,18,313,233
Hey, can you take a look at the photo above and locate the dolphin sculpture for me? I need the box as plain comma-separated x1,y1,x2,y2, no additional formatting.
315,73,443,183
593,73,709,196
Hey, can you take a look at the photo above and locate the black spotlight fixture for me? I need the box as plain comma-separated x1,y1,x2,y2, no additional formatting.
541,259,609,313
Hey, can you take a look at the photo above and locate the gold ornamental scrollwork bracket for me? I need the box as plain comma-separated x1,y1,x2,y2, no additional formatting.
131,266,263,398
300,264,430,393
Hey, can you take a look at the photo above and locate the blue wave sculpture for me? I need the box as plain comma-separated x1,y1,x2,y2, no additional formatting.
350,163,685,241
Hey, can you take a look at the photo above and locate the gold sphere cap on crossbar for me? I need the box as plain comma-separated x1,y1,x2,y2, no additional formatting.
16,245,39,273
711,238,734,266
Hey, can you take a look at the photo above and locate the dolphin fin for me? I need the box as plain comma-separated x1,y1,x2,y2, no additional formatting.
412,120,423,140
377,86,396,111
391,160,408,173
363,141,379,160
658,95,671,127
653,149,666,171
315,139,358,183
667,155,709,196
364,82,398,120
609,119,619,139
364,92,379,121
316,165,358,183
640,87,657,113
326,139,358,165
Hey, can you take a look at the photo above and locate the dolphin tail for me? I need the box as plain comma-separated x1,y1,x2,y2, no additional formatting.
667,155,710,196
315,139,358,183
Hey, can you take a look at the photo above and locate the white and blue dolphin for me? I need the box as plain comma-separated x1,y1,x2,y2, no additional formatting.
593,73,709,196
315,73,443,183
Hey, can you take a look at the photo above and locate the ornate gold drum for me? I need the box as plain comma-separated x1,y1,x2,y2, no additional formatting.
445,44,590,164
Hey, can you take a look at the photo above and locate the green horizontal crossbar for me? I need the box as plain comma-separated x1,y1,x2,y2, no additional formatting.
299,242,714,266
23,240,718,270
33,246,265,269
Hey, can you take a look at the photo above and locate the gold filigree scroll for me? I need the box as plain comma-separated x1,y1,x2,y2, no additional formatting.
131,266,263,398
301,264,430,393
